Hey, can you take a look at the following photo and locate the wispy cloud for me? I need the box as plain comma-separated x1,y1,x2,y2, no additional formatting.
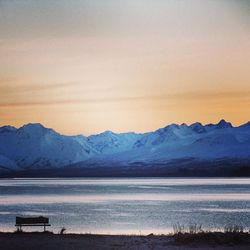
0,80,82,93
172,90,250,100
0,90,249,108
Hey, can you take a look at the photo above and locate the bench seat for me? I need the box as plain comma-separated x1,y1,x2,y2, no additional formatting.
15,216,51,232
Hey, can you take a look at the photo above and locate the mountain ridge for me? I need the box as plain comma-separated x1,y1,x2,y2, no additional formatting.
0,119,250,175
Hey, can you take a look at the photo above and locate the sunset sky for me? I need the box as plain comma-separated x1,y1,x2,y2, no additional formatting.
0,0,249,135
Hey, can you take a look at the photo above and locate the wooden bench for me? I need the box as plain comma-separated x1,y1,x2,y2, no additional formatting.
15,216,51,232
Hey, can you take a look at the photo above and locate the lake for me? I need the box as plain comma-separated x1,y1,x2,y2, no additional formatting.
0,178,250,234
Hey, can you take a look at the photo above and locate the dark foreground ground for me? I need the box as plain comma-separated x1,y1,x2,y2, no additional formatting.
1,232,250,250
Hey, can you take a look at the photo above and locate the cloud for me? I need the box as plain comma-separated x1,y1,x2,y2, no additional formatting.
0,80,82,94
0,90,249,108
172,90,250,100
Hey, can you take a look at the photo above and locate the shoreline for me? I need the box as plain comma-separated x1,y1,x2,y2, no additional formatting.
1,231,250,250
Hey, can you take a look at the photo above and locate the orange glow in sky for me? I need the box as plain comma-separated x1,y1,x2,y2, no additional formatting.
0,0,249,135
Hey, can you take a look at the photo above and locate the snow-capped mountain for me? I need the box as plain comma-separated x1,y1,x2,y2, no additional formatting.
0,154,19,171
0,123,97,169
80,120,250,167
88,130,142,154
0,119,249,172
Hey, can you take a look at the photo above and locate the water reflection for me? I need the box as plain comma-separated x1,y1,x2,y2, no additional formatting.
0,178,250,234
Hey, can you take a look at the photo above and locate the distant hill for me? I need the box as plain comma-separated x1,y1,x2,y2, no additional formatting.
0,120,250,177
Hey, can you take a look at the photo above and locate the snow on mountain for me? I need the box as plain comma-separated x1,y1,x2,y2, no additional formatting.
134,123,197,149
87,131,142,154
0,120,249,170
190,122,206,133
81,120,250,166
204,119,233,131
70,135,99,155
0,125,17,133
0,154,20,171
0,123,97,169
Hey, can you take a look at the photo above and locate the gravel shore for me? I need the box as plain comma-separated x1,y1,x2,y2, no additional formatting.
1,232,250,250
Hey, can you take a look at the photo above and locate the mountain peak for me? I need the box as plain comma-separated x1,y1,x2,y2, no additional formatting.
88,130,117,141
216,119,233,129
0,125,17,133
190,122,202,126
97,130,116,137
165,124,179,130
103,130,115,134
190,122,206,133
18,123,53,135
21,123,45,128
180,123,188,127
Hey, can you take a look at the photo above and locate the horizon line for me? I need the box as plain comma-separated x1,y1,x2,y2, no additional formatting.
0,119,249,137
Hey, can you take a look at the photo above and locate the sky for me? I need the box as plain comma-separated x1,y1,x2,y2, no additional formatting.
0,0,249,135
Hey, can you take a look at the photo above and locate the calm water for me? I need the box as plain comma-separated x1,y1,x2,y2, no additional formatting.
0,178,250,234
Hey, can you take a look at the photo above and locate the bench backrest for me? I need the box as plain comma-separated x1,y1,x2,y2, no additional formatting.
16,216,49,225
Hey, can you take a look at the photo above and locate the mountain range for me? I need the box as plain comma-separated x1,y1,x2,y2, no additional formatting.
0,119,250,177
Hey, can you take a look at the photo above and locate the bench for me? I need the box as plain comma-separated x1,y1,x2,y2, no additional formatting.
15,216,51,232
